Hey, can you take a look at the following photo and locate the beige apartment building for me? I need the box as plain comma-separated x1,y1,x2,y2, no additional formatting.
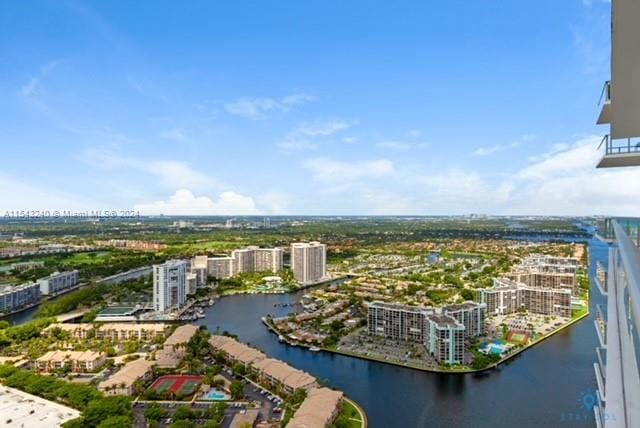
286,387,344,428
291,242,327,284
44,323,169,342
208,335,317,394
35,350,106,373
98,358,154,395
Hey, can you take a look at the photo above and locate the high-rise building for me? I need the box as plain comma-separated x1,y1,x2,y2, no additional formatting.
443,302,486,337
207,256,234,279
231,246,283,274
480,278,572,318
367,302,433,343
153,260,187,313
291,242,327,284
425,314,465,365
592,2,640,425
366,301,474,365
190,255,208,287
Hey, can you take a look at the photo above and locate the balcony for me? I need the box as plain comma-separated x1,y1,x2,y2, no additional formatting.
595,261,608,296
597,81,611,125
595,303,607,348
596,134,640,168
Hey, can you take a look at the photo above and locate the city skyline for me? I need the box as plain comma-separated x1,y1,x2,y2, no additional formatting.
2,0,633,216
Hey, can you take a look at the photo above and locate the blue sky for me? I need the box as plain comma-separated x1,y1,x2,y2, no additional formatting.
2,0,633,216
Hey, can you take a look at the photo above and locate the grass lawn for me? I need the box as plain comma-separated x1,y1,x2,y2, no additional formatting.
332,399,364,428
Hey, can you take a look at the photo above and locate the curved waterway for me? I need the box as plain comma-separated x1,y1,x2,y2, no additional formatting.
197,237,606,428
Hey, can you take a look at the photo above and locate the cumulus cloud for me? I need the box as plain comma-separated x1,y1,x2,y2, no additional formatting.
134,189,260,215
224,93,316,119
303,157,394,183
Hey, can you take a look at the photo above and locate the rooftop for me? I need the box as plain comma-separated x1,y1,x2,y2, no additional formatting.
164,324,199,347
0,385,81,427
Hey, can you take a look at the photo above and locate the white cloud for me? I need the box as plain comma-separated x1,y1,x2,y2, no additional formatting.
257,191,290,215
0,173,93,212
224,93,316,119
20,61,59,98
376,140,429,151
472,141,523,156
80,148,224,192
295,120,349,137
303,157,394,183
160,128,188,143
342,137,358,144
278,120,350,152
134,189,260,215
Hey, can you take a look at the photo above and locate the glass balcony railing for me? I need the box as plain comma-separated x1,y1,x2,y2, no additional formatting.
597,136,640,168
595,303,607,347
596,218,640,247
596,261,608,295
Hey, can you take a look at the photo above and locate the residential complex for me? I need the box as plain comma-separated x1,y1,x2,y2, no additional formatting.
0,282,40,314
291,242,327,284
425,314,465,365
37,270,80,296
444,302,487,337
231,246,283,274
154,324,199,368
480,278,572,318
207,256,234,279
208,334,344,428
209,335,317,394
98,358,155,395
286,387,344,428
366,301,485,365
35,350,106,373
367,302,433,343
153,260,188,313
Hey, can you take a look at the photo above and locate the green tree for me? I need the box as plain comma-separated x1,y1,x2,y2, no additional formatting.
230,381,244,400
172,406,195,420
144,403,167,421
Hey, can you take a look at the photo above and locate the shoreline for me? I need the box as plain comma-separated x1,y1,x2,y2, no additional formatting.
262,308,591,375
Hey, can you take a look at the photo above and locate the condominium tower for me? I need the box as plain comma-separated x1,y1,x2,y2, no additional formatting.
291,242,327,284
153,260,187,313
592,1,640,426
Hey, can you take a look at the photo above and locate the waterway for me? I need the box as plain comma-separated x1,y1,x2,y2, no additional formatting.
197,237,606,428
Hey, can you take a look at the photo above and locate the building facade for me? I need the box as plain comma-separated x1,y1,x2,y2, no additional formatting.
0,282,40,314
207,256,234,279
425,314,465,365
153,260,187,313
443,302,487,337
37,270,80,296
367,301,432,343
231,246,283,274
480,278,572,318
291,242,327,284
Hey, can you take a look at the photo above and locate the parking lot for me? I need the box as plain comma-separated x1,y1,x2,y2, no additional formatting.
132,371,284,427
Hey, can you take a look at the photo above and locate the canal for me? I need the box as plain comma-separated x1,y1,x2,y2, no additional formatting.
197,237,606,428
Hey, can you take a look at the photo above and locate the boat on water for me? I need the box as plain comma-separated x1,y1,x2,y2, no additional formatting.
208,299,215,306
278,335,285,342
309,346,321,352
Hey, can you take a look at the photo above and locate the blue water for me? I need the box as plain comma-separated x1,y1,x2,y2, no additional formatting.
197,236,607,428
201,389,230,401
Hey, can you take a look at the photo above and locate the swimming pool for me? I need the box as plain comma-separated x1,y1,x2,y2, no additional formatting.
201,388,230,401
